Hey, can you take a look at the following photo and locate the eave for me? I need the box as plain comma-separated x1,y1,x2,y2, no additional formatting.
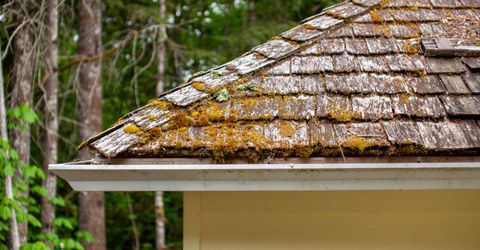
50,156,480,191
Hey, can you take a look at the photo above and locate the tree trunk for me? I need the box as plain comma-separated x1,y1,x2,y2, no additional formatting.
10,9,34,245
155,1,167,250
41,0,59,240
248,0,256,24
155,191,166,250
156,0,167,96
0,47,20,250
77,0,105,249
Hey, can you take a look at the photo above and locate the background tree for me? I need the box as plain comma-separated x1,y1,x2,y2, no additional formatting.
9,0,35,244
41,0,59,241
76,0,106,249
155,1,167,249
0,46,20,250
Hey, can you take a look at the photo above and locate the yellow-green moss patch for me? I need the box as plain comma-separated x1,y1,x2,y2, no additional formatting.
124,124,140,134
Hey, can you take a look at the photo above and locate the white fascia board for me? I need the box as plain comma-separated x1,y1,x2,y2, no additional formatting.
49,162,480,191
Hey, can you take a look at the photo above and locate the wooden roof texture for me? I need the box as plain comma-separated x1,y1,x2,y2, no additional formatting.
81,0,480,160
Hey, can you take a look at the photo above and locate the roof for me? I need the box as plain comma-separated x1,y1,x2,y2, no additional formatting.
81,0,480,161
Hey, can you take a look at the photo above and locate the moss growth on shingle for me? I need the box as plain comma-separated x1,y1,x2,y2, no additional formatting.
148,99,172,110
295,146,314,158
148,115,158,121
303,24,317,30
341,136,375,153
165,112,193,131
123,124,140,134
192,82,205,91
402,41,420,54
278,121,296,137
370,9,383,23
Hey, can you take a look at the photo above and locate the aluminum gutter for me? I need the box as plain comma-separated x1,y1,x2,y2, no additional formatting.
50,162,480,191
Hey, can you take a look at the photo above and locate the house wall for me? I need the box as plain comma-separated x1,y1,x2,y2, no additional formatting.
184,191,480,250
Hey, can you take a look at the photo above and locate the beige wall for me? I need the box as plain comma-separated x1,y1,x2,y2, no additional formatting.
184,191,480,250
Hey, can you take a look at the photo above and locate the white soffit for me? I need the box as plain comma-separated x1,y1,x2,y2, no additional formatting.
50,160,480,191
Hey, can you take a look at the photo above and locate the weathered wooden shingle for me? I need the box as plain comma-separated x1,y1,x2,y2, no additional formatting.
357,56,388,72
327,2,367,19
389,24,420,39
334,122,389,148
390,9,444,22
265,60,290,75
251,76,302,95
439,75,471,94
252,75,324,95
332,54,359,72
382,121,423,145
383,0,431,7
280,25,322,41
463,73,480,93
163,85,209,106
299,39,346,55
409,76,446,94
291,56,334,73
227,53,274,74
418,121,480,150
91,128,139,157
190,68,239,90
315,94,351,118
325,25,353,38
308,120,337,147
264,120,309,149
281,95,316,119
352,96,393,120
232,96,281,120
463,57,480,71
345,38,369,55
425,58,467,74
253,39,300,59
365,38,399,54
392,95,446,118
386,55,425,72
301,76,324,94
371,74,410,94
352,24,389,37
440,96,480,116
430,0,469,8
325,74,375,93
418,23,446,37
304,15,344,30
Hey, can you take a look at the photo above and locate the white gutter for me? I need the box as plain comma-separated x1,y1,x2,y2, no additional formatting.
50,162,480,191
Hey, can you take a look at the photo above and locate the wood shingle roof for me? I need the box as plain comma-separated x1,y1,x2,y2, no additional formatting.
81,0,480,160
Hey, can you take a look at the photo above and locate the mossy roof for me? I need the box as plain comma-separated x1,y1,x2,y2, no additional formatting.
80,0,480,160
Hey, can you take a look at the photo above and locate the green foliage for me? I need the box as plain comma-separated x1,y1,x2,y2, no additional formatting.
0,106,86,249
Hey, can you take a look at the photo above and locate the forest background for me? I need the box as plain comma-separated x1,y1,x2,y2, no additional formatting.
0,0,339,249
